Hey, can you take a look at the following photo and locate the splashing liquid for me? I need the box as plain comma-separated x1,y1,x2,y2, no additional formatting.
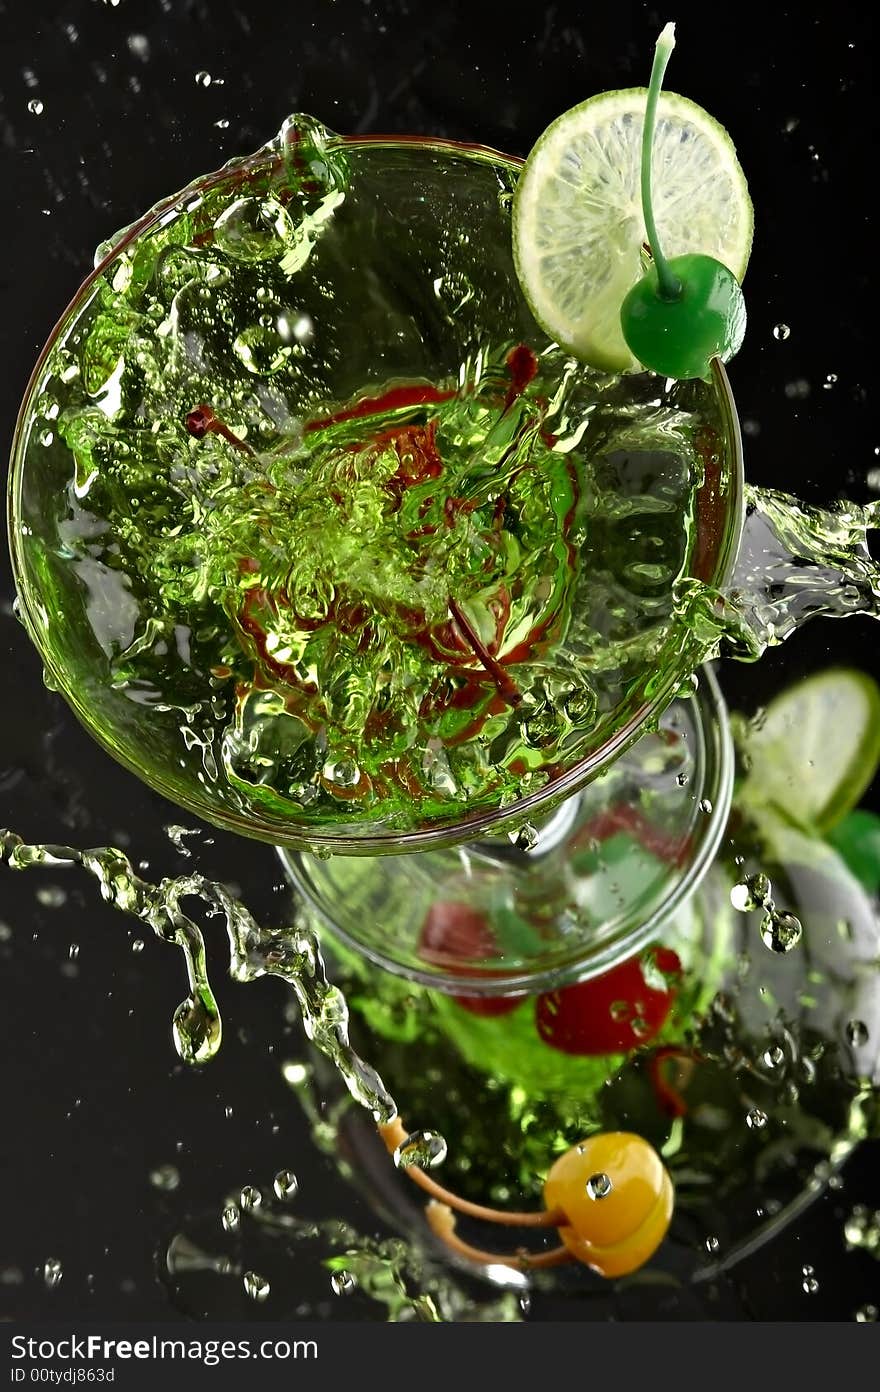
0,829,396,1123
13,115,880,849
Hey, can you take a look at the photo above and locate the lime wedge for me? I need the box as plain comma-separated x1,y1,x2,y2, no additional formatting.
737,669,880,833
512,88,753,373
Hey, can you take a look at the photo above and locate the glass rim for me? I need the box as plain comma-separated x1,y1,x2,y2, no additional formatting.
7,127,746,856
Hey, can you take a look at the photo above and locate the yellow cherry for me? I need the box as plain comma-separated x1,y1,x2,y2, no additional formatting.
543,1131,673,1277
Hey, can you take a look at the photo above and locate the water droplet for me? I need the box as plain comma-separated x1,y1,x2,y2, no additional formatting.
823,373,838,389
763,1045,785,1069
586,1172,613,1200
273,1169,298,1200
164,824,199,856
508,823,539,851
214,118,230,129
705,1235,720,1253
68,942,80,960
698,797,713,814
221,1203,240,1233
149,1164,180,1192
773,323,791,341
845,1019,869,1047
784,378,811,400
43,1258,63,1288
36,885,67,908
675,771,688,787
610,1000,631,1022
172,993,221,1065
798,1057,817,1086
239,1185,262,1211
331,1269,356,1295
277,311,315,345
195,70,213,87
243,1271,270,1301
801,1264,819,1294
730,872,771,913
746,1107,768,1130
213,197,293,262
27,99,44,115
394,1130,448,1170
760,909,803,954
855,1304,878,1322
131,938,145,954
233,324,292,376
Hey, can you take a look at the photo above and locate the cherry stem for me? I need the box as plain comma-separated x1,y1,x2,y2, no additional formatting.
447,597,522,708
186,404,257,457
426,1203,573,1271
641,22,681,302
378,1118,564,1228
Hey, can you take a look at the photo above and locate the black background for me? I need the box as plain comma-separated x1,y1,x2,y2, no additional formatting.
1,0,877,1325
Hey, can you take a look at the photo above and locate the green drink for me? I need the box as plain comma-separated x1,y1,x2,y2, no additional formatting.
9,115,740,851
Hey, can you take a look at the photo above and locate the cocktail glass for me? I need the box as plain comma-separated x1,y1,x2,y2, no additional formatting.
8,116,879,1291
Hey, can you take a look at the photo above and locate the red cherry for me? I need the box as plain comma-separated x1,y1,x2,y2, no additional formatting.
535,948,681,1056
418,902,521,1017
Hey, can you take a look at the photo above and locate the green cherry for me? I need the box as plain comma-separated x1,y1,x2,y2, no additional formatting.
620,22,747,381
621,252,746,380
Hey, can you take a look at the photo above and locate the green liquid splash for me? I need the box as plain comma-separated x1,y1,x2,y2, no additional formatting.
0,829,397,1123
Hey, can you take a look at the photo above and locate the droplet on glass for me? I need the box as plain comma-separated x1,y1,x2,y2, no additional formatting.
27,98,44,115
772,323,791,340
239,1184,262,1211
221,1203,240,1233
746,1107,768,1130
43,1258,63,1289
195,70,213,87
586,1172,613,1201
509,823,539,851
331,1269,356,1295
393,1130,448,1170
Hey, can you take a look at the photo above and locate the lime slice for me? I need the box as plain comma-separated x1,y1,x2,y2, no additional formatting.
512,88,753,373
737,669,880,833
